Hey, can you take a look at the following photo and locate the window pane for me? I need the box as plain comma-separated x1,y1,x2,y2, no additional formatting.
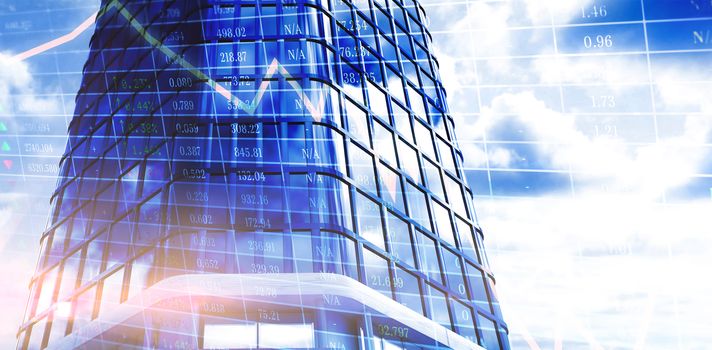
92,183,116,230
318,231,358,279
106,215,133,268
143,154,168,195
36,267,58,315
451,300,477,344
477,313,501,350
381,24,398,56
48,221,69,264
98,267,125,318
378,163,405,213
442,248,467,298
367,81,388,120
445,175,467,216
127,251,156,300
67,210,88,250
356,192,385,250
433,202,456,247
393,266,423,315
386,212,414,266
414,119,435,159
423,158,444,199
83,233,106,285
47,311,68,345
386,65,405,103
455,217,480,262
392,103,412,142
27,318,47,350
363,248,392,297
488,276,504,319
315,175,353,231
375,5,392,37
342,62,364,103
345,98,370,144
415,230,441,283
437,137,456,174
405,182,430,231
134,194,162,248
426,284,451,330
58,250,82,301
466,263,491,313
117,164,141,210
262,232,287,275
72,286,96,331
292,231,314,274
314,125,347,174
397,138,420,183
373,121,397,165
350,143,377,194
407,85,426,121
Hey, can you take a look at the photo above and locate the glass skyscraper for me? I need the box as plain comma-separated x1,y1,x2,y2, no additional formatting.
17,0,508,349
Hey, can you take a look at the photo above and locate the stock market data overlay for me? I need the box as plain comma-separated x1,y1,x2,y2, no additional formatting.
1,0,712,349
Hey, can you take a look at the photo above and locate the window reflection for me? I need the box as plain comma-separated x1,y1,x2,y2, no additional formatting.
350,143,377,194
379,163,405,213
97,267,124,318
363,248,392,297
356,192,385,250
386,212,414,266
404,182,430,231
414,230,441,284
425,284,451,330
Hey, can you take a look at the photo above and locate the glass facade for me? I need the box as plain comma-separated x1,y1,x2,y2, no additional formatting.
17,0,508,349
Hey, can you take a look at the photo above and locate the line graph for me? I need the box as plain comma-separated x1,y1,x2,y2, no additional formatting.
106,0,325,122
13,11,98,61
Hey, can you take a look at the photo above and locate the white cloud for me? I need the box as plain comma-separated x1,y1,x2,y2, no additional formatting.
480,195,712,349
475,90,712,198
427,0,712,199
423,0,712,348
0,53,60,117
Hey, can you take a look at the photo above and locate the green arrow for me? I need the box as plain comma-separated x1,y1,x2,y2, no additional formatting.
0,122,6,132
1,142,10,152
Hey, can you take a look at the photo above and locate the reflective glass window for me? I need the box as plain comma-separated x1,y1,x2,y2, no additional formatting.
426,284,451,330
378,163,405,213
423,158,444,199
393,266,423,315
356,192,385,250
98,267,125,318
363,248,392,297
386,211,413,266
404,182,430,231
373,120,397,166
349,143,377,194
477,313,501,350
442,248,467,299
415,230,441,284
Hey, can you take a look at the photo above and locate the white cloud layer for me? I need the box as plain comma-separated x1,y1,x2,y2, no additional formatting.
480,196,712,349
0,53,60,117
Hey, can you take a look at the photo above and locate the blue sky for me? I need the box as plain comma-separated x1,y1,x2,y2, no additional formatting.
421,0,712,348
1,0,712,348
